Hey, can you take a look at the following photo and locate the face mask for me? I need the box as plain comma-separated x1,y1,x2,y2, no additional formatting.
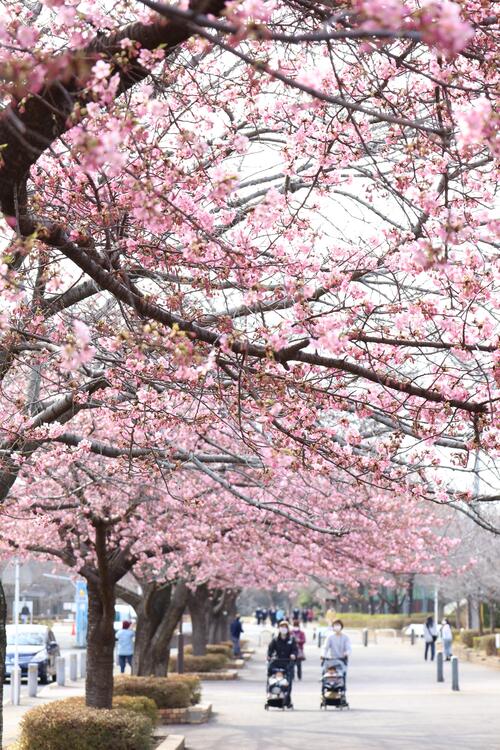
333,625,342,633
279,628,288,636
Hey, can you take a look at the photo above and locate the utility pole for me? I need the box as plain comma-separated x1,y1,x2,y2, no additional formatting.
12,558,20,705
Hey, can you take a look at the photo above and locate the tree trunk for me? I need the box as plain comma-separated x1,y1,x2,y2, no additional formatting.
187,584,210,656
208,589,236,644
0,579,7,749
133,581,187,676
85,577,116,708
406,576,415,615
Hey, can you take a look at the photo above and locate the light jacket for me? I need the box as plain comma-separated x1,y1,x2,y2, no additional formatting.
424,622,438,643
323,632,352,660
440,623,453,641
116,628,135,656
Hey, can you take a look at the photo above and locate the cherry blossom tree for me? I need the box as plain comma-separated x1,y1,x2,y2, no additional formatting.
1,442,457,703
0,0,498,739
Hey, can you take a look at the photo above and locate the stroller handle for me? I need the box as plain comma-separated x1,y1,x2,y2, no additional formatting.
268,657,296,664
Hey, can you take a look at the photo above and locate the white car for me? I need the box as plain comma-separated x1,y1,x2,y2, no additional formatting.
404,624,425,638
113,604,137,633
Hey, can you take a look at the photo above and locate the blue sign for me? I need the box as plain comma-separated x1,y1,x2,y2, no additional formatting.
75,581,88,648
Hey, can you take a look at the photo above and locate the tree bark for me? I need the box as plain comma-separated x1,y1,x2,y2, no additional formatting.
85,576,116,708
187,584,210,656
406,576,415,615
0,579,7,749
132,580,187,676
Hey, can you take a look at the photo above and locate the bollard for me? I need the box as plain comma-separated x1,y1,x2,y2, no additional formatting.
437,651,444,682
177,631,184,674
28,663,38,697
10,666,21,705
362,628,368,647
79,652,87,680
451,656,459,691
318,632,323,649
410,629,415,646
70,653,78,681
56,656,66,686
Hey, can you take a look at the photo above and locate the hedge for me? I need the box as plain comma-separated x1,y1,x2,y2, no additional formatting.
185,644,232,657
60,695,157,723
114,675,200,708
460,629,480,648
473,635,499,656
112,695,159,724
318,613,434,629
18,700,152,750
169,652,228,673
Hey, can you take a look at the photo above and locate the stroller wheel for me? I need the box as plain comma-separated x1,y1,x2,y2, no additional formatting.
264,704,269,711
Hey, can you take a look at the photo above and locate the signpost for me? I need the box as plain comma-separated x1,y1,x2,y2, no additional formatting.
75,581,88,648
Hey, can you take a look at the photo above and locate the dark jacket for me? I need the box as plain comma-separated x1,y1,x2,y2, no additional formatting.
230,618,243,638
267,634,298,661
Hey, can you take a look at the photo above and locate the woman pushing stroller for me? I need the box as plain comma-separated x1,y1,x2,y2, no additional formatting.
266,621,298,708
321,619,352,686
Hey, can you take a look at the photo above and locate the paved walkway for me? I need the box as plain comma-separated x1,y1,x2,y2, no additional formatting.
175,626,500,750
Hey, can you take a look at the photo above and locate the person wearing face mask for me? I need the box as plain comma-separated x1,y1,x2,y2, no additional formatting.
267,621,298,707
322,619,352,684
440,618,453,661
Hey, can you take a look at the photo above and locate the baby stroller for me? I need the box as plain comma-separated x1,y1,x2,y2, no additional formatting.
265,659,293,710
320,658,349,710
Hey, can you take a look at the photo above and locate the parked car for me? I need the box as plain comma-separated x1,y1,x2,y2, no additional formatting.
4,625,60,684
404,623,425,638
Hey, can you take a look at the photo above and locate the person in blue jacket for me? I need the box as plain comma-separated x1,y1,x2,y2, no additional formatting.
116,621,135,673
230,614,244,657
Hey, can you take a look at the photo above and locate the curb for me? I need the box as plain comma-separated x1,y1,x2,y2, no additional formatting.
159,703,212,725
156,735,185,750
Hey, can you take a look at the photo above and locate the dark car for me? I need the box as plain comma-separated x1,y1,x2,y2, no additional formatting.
4,625,60,684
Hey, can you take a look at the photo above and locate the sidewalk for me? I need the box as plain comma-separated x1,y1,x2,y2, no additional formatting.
173,625,500,750
2,678,85,749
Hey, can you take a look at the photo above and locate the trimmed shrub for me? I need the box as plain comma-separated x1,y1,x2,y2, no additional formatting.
18,700,152,750
112,695,159,724
166,674,202,704
114,675,195,709
460,629,480,648
170,652,228,673
473,635,498,656
318,613,434,629
185,643,232,657
52,695,158,724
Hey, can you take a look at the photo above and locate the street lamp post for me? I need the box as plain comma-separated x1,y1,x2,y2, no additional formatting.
11,557,21,706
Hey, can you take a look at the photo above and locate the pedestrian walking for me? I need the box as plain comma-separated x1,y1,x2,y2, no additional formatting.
291,619,306,680
276,607,285,624
424,616,438,661
20,604,30,625
301,608,308,625
267,621,298,707
440,618,453,660
269,608,277,627
255,608,262,625
230,614,244,657
116,620,135,674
